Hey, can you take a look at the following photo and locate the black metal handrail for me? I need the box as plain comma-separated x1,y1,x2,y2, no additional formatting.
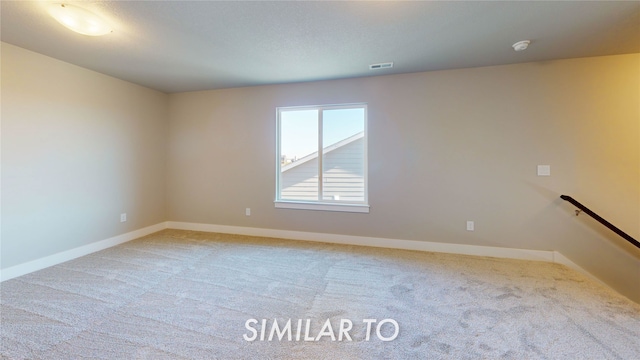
560,195,639,249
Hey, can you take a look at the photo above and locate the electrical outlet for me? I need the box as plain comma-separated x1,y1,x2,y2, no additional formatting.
245,208,251,216
466,221,474,231
120,213,127,222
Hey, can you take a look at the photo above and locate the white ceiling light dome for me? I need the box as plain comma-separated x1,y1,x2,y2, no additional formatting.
48,3,112,36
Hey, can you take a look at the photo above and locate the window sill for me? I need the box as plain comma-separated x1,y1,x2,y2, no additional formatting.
274,201,370,213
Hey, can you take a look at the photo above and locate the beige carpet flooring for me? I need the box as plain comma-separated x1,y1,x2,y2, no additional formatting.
1,229,639,359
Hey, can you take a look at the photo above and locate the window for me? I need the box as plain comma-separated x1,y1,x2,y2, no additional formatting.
275,104,369,213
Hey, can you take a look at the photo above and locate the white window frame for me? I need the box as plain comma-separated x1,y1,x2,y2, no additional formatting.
275,103,369,213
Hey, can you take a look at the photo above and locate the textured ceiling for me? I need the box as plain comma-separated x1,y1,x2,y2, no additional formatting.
2,1,639,93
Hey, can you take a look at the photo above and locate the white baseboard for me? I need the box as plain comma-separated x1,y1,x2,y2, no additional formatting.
169,222,606,286
1,220,601,290
167,221,556,262
0,222,168,282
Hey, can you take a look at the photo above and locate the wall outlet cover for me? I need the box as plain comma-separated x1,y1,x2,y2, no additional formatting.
466,221,474,231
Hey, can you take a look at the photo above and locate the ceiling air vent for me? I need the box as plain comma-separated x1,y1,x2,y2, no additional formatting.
369,62,394,70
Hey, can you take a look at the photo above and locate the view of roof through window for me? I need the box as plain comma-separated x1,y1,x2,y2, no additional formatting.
280,108,365,167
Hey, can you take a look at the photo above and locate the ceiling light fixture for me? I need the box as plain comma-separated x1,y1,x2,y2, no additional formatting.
48,3,112,36
512,40,530,52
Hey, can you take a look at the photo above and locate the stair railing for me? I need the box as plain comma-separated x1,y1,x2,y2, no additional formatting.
560,195,639,249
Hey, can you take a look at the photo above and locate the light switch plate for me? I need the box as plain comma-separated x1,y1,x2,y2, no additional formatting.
537,165,551,176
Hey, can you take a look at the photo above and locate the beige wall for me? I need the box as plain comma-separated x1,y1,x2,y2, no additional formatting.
1,40,637,301
1,43,168,269
167,54,639,301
